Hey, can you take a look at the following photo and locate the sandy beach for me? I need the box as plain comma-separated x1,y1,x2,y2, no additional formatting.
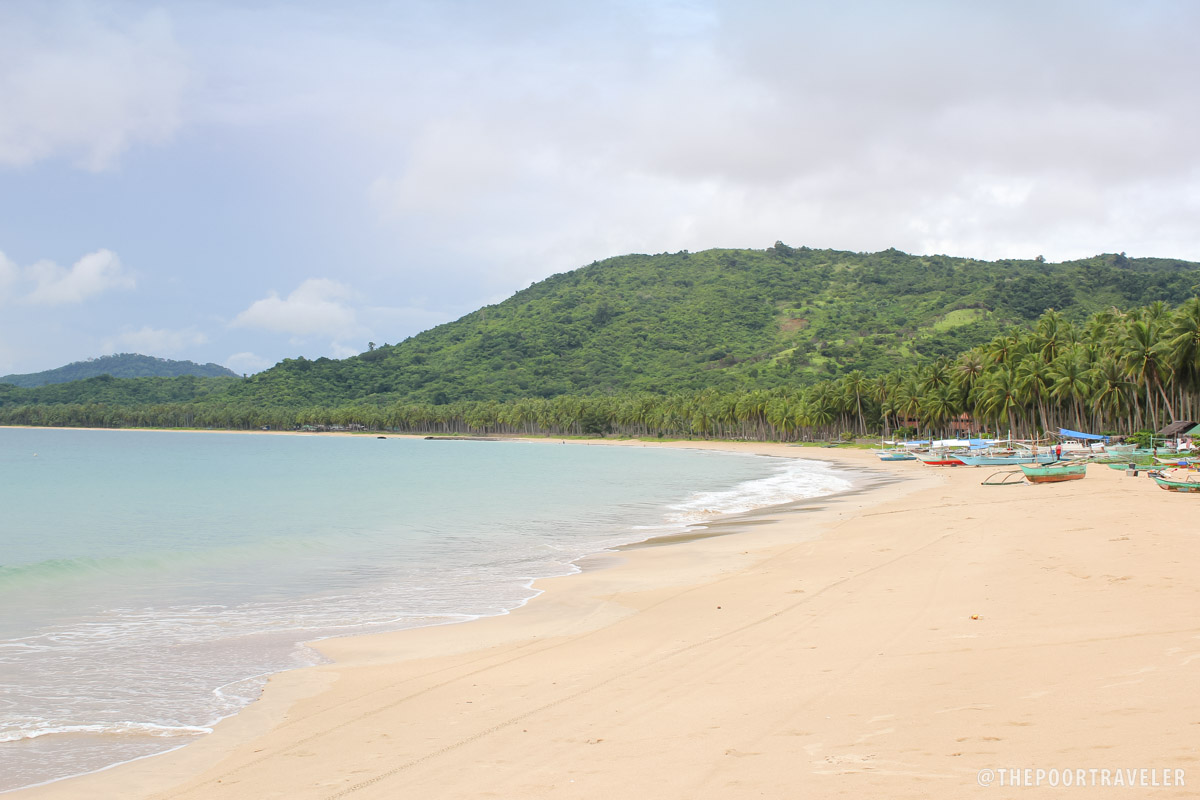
13,441,1200,799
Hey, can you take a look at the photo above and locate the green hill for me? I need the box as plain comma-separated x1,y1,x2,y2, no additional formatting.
3,245,1199,418
220,245,1200,406
1,354,239,388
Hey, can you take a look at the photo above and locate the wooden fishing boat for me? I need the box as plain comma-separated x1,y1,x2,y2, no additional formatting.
916,451,966,466
1019,461,1087,483
875,451,917,461
1152,470,1200,492
958,451,1056,466
1154,456,1194,467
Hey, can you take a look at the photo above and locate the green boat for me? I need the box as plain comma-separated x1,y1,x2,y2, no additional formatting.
1152,470,1200,492
1019,461,1087,483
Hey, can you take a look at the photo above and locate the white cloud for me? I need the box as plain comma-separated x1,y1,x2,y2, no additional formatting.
232,278,359,339
23,249,135,305
359,0,1200,267
225,351,273,375
0,6,187,171
10,1,1200,377
103,325,207,355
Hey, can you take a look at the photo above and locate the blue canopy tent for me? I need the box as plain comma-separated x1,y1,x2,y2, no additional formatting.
1057,427,1109,442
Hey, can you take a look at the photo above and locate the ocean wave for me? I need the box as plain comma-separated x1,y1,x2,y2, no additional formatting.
664,458,852,523
0,720,212,744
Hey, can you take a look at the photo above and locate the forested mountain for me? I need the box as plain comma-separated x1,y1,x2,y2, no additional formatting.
3,245,1200,442
222,245,1200,406
0,354,239,388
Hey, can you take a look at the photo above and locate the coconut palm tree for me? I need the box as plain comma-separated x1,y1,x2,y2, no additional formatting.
954,348,987,403
921,386,959,438
841,370,870,435
920,358,953,394
1048,348,1095,431
1090,357,1132,432
1120,318,1175,426
977,367,1022,437
1164,297,1200,419
1015,355,1054,435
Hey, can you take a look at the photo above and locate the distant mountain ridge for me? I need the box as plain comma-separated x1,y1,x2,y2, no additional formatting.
0,354,239,388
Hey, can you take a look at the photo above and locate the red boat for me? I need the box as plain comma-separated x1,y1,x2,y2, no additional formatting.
916,451,966,466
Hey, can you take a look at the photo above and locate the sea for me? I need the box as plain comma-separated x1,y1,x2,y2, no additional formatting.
0,428,856,792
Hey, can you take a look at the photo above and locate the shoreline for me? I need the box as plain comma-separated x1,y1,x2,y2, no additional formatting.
2,434,879,794
11,440,1200,798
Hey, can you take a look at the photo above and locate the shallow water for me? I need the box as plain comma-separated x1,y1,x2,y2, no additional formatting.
0,430,853,790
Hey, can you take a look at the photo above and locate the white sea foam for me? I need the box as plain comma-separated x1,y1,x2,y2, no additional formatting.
664,458,854,523
0,720,212,744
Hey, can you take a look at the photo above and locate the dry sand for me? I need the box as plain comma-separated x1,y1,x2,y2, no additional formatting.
14,442,1200,799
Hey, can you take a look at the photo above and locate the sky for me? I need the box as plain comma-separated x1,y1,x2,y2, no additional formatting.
2,0,1199,376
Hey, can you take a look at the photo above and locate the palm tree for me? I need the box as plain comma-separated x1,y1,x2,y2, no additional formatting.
1090,357,1132,432
1015,355,1053,435
872,374,897,436
1035,310,1070,363
954,349,987,403
804,392,835,439
1120,318,1175,426
921,386,958,438
1164,297,1200,419
1048,348,1094,431
985,331,1023,368
920,358,953,394
842,370,869,435
977,368,1022,437
894,375,923,435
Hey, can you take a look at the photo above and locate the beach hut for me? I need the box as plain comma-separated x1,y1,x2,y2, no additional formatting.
1157,421,1199,450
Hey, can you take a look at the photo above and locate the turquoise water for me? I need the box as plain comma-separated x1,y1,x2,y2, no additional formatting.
0,429,854,791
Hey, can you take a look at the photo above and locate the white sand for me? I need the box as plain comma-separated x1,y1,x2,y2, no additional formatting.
14,442,1200,799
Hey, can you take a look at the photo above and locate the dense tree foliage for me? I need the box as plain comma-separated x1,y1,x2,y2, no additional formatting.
0,375,238,407
3,246,1200,442
0,353,239,388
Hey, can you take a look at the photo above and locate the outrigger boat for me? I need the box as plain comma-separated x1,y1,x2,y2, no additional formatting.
874,439,922,461
916,451,967,466
1154,456,1193,467
875,450,917,461
1152,469,1200,493
1019,461,1087,483
914,438,991,466
958,451,1056,466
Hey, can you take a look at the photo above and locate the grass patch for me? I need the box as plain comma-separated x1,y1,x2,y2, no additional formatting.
930,308,987,332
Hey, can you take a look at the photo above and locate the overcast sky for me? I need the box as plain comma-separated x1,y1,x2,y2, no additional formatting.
2,0,1198,375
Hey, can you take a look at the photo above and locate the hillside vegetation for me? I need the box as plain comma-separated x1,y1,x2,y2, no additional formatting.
221,245,1200,407
0,354,239,388
2,245,1200,441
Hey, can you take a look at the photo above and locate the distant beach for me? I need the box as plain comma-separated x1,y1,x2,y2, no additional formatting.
12,440,1200,800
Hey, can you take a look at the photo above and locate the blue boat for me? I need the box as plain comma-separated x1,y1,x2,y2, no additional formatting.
958,452,1056,466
